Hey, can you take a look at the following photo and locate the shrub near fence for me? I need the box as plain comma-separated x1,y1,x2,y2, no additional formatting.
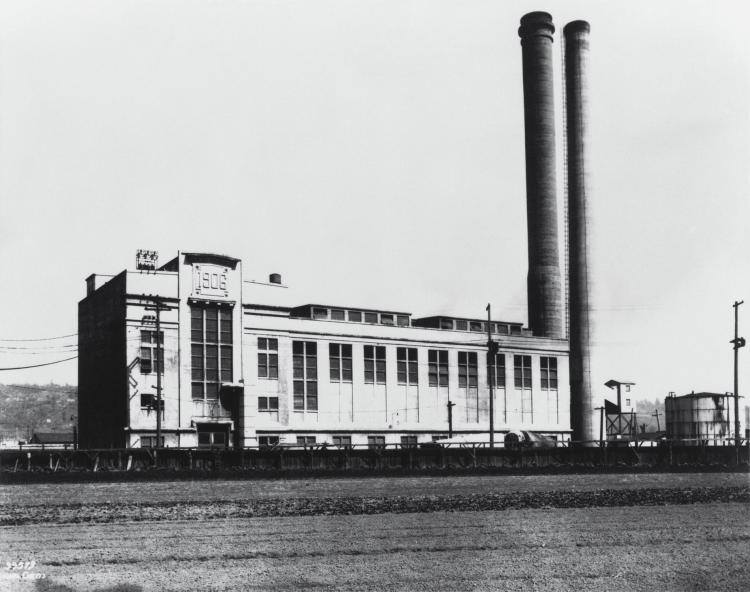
0,441,748,478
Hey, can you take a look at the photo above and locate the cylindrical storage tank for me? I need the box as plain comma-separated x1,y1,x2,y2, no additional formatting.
518,12,564,339
666,394,730,444
564,20,596,444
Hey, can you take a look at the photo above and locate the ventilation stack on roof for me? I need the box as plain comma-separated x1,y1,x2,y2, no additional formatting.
518,12,564,339
564,19,596,444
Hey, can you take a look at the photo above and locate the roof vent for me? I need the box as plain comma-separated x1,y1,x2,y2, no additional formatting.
269,273,282,284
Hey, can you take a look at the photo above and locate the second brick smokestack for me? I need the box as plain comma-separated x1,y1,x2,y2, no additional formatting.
565,20,596,443
518,12,564,339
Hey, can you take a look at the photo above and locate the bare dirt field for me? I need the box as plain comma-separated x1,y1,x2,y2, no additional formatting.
2,472,747,506
0,473,748,592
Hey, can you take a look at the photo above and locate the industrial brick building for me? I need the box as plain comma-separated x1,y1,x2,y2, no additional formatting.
78,251,571,448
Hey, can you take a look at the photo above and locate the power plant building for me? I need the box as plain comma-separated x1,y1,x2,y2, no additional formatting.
78,12,598,449
78,251,571,448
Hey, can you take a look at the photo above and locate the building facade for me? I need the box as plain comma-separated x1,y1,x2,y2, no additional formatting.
78,251,571,448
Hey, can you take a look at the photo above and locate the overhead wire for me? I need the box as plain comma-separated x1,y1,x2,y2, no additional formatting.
0,333,77,342
0,356,78,371
2,384,77,394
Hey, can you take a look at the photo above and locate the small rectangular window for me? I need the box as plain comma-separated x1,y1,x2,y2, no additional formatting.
470,321,483,332
331,309,345,321
140,436,164,448
364,312,378,324
396,315,409,327
296,436,316,446
348,310,362,322
380,314,394,325
332,435,352,447
440,318,453,330
367,435,386,449
400,436,417,448
258,436,280,448
258,396,279,411
455,320,468,331
312,307,328,320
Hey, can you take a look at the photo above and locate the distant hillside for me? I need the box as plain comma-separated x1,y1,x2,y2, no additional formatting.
634,398,666,433
0,383,77,441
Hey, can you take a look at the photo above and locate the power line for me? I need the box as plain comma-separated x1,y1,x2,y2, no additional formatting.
1,384,77,394
0,333,77,342
0,343,77,350
0,356,78,371
0,349,78,356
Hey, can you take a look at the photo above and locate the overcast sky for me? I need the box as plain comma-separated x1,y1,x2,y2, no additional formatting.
1,0,748,408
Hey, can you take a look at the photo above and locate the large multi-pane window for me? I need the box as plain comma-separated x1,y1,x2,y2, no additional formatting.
329,344,353,382
514,355,532,389
428,350,449,387
397,347,418,385
293,341,318,411
139,329,163,374
191,305,232,401
257,338,278,379
515,354,533,423
364,345,386,384
458,351,478,388
489,353,506,388
540,357,558,389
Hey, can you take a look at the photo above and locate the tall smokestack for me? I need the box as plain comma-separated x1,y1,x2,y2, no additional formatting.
564,20,596,443
518,12,564,339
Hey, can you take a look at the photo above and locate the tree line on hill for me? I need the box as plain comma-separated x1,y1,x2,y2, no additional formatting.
0,383,77,441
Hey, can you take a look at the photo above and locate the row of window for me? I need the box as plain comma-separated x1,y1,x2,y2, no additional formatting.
257,338,558,391
308,307,411,327
257,435,436,448
435,318,522,335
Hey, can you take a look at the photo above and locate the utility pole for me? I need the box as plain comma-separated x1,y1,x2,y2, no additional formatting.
486,303,495,448
652,409,661,432
155,299,162,449
447,400,456,438
731,300,745,448
144,295,173,449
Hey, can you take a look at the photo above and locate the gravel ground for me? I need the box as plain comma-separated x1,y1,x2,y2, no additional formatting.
1,486,748,525
1,503,748,592
1,473,748,591
1,471,747,506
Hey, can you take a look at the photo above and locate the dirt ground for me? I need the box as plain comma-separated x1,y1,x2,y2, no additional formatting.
2,471,747,506
0,473,748,592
